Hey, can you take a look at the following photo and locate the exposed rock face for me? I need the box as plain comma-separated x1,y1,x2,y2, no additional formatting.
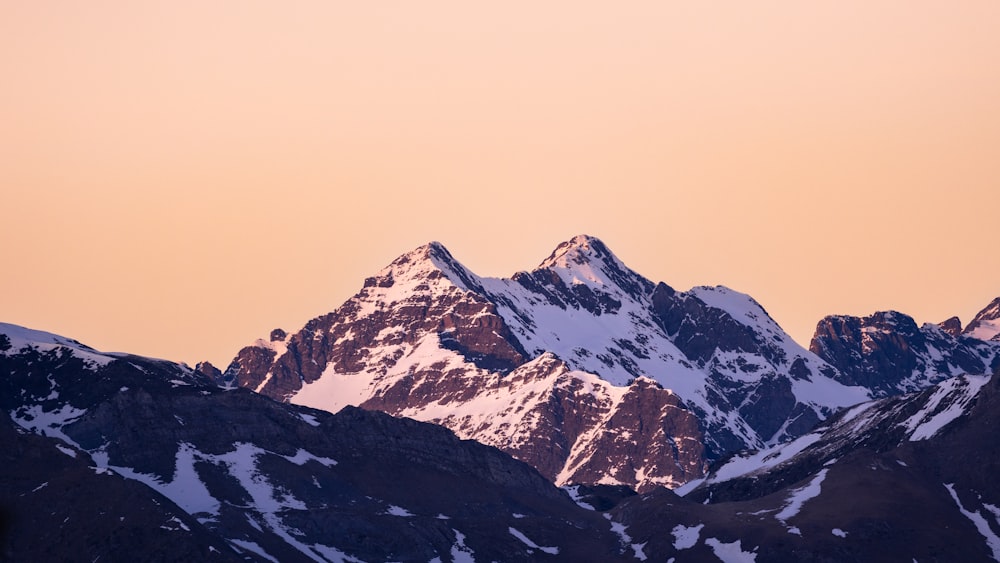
0,325,634,562
810,311,1000,397
939,315,964,337
220,236,870,491
194,361,223,382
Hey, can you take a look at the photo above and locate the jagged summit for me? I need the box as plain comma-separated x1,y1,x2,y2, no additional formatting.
524,235,653,305
938,316,964,337
538,234,614,269
363,240,485,295
965,296,1000,342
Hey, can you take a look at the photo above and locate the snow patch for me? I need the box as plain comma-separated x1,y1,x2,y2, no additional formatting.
281,449,337,467
776,469,829,524
108,443,222,516
704,538,757,562
298,413,321,427
944,483,1000,560
11,404,87,446
671,523,704,550
903,375,988,441
230,539,280,563
450,529,476,563
311,544,364,563
386,505,413,517
562,484,596,511
508,527,559,555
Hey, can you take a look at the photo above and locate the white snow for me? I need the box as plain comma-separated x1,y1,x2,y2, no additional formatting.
707,432,825,485
776,469,829,524
671,523,704,550
508,527,559,555
281,449,337,467
903,375,988,441
10,404,87,446
605,512,634,550
229,539,280,563
107,443,221,516
386,505,413,517
704,538,757,562
298,413,321,427
562,484,596,510
310,544,364,563
291,363,379,414
55,444,77,458
450,529,476,563
631,542,648,561
967,318,1000,342
673,478,705,497
0,322,115,367
945,483,1000,560
832,528,847,538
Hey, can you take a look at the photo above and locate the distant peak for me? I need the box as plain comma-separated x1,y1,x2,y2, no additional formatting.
537,235,614,270
972,297,1000,322
937,316,963,337
963,296,1000,341
388,240,456,269
528,235,654,300
370,240,484,294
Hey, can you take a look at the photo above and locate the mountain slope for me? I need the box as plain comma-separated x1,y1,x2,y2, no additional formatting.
0,323,635,562
605,363,1000,562
966,297,1000,342
223,235,870,491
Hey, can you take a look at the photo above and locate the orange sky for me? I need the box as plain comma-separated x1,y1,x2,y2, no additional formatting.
3,2,999,368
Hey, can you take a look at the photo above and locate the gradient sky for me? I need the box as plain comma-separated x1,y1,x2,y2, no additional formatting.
3,2,999,368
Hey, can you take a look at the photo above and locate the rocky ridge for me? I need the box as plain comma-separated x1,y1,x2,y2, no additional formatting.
810,309,1000,397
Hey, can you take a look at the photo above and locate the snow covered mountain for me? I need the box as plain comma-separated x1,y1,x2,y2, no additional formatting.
0,322,636,562
222,235,871,491
5,278,1000,560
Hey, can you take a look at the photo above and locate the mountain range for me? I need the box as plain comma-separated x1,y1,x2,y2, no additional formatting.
3,234,1000,561
219,235,1000,492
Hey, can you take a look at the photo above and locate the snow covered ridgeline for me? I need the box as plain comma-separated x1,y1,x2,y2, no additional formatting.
233,235,874,492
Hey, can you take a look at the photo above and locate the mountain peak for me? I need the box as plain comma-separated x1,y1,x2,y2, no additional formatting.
537,234,612,271
964,296,1000,341
938,316,963,337
365,240,484,294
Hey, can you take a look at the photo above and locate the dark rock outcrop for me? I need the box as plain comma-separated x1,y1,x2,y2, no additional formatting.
810,310,998,396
